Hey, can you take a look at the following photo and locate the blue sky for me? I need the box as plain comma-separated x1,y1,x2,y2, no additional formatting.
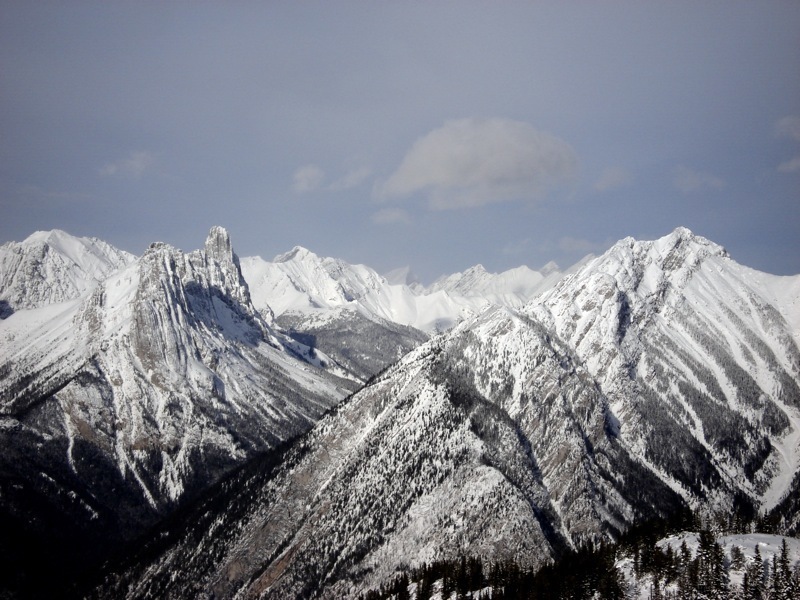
1,2,798,282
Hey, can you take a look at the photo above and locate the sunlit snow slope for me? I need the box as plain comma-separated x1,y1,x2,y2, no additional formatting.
241,246,563,334
98,228,800,600
0,227,349,577
0,229,135,316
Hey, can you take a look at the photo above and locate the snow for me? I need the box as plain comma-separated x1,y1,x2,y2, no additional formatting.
0,229,135,312
762,401,800,510
658,532,800,563
1,227,352,528
241,247,564,334
613,532,800,599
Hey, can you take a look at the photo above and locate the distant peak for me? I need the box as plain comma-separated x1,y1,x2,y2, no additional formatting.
540,261,560,275
384,266,420,286
465,264,489,275
657,227,728,257
608,227,729,271
274,246,316,263
25,229,68,242
670,225,694,239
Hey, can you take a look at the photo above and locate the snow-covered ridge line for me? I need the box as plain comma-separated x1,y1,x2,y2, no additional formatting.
0,226,350,581
0,229,135,314
240,245,564,334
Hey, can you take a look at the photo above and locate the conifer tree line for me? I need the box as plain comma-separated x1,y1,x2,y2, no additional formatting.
358,510,800,600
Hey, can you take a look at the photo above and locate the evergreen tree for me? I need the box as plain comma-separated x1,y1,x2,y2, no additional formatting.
395,573,410,600
745,544,766,600
730,546,746,571
651,575,663,600
774,538,794,600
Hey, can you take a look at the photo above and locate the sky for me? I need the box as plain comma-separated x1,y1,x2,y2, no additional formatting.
1,2,799,283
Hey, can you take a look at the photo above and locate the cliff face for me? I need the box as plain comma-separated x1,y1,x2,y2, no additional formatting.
95,229,800,599
0,228,348,595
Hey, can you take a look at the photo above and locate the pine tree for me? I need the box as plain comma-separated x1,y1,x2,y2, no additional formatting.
746,544,766,600
395,573,410,600
651,575,663,600
677,540,695,600
709,539,728,600
730,546,745,571
742,569,751,600
771,553,782,600
775,538,793,600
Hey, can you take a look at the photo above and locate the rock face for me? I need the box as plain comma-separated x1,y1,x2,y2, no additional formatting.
95,228,800,599
277,306,429,382
0,227,348,596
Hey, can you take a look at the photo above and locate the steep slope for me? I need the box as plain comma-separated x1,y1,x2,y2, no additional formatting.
96,228,800,599
0,227,348,597
525,227,800,511
278,306,429,382
0,229,135,317
97,309,684,600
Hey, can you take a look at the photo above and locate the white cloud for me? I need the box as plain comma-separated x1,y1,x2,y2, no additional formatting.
380,117,578,210
291,164,325,194
371,207,411,225
593,167,632,192
329,166,371,191
673,166,725,193
775,116,800,141
778,156,800,173
99,151,155,178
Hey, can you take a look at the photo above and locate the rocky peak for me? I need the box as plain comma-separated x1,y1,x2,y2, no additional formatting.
204,226,237,265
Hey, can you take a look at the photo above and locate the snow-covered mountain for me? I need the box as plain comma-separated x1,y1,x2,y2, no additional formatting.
383,265,423,292
0,227,349,594
241,245,564,335
525,227,800,511
0,229,135,317
277,306,429,382
428,261,562,307
240,246,565,381
96,228,800,599
241,249,443,378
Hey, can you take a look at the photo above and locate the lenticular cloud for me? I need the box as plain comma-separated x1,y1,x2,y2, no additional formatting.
381,117,577,209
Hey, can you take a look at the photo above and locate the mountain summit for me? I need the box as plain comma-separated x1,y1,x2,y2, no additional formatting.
0,229,135,316
94,228,800,599
0,227,349,596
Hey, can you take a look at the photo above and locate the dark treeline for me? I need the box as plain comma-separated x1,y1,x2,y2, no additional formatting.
358,509,800,600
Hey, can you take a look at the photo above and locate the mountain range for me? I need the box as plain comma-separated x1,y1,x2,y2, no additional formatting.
1,226,798,598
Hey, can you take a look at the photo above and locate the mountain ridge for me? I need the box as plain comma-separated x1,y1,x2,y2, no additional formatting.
241,244,564,335
91,227,800,599
0,229,135,317
0,227,351,598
